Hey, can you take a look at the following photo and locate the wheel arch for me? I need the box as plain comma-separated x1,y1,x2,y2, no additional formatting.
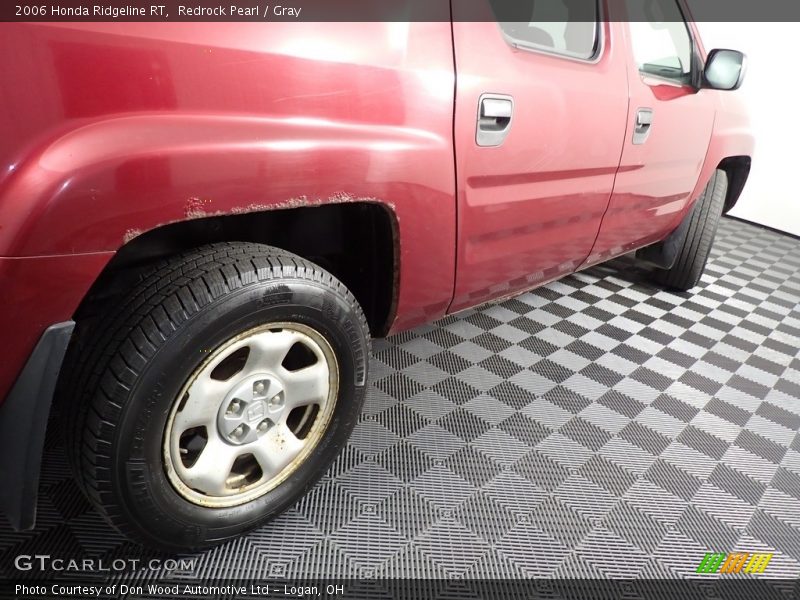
74,203,399,337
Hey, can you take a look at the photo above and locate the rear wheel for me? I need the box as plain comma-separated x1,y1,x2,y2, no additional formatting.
64,243,370,551
652,169,728,291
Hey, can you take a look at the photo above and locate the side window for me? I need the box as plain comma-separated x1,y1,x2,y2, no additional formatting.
498,1,599,60
626,0,693,82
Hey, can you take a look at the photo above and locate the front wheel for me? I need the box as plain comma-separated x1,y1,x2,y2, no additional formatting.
64,243,370,551
652,169,729,291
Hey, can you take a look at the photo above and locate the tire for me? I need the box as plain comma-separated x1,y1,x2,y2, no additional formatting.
62,243,370,551
652,169,728,291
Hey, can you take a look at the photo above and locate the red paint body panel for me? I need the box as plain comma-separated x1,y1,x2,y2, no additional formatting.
584,21,716,266
0,253,113,401
0,17,753,405
0,22,457,399
450,21,629,311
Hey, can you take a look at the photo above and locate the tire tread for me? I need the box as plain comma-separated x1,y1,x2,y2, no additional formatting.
653,170,728,291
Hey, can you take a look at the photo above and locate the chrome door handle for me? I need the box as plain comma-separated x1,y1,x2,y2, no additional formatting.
633,108,653,144
477,94,513,147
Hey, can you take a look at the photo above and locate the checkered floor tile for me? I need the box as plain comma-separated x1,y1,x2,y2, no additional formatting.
1,217,799,584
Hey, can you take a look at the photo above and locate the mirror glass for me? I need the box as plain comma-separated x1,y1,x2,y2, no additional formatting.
705,49,746,90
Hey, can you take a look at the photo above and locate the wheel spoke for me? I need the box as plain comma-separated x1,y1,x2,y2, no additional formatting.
251,424,305,480
172,374,227,431
243,330,299,375
181,434,238,496
281,362,329,410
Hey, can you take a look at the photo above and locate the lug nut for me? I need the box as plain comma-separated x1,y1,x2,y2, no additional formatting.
232,425,245,437
257,419,272,433
228,400,241,414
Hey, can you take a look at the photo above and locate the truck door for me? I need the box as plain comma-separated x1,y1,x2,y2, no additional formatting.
585,0,716,267
450,5,629,312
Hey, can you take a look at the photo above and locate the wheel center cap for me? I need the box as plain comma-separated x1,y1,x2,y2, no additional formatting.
217,374,285,445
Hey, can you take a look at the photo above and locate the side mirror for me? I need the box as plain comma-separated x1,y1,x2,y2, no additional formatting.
703,49,746,91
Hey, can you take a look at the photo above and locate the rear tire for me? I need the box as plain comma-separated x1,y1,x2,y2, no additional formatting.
652,169,728,291
62,243,370,551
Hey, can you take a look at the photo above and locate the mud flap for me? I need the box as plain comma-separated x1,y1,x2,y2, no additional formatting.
0,322,74,530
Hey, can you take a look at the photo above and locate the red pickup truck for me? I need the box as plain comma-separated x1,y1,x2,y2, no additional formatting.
0,6,752,550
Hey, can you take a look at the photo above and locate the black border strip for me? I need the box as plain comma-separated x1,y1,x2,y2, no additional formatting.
3,0,800,22
3,577,800,600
